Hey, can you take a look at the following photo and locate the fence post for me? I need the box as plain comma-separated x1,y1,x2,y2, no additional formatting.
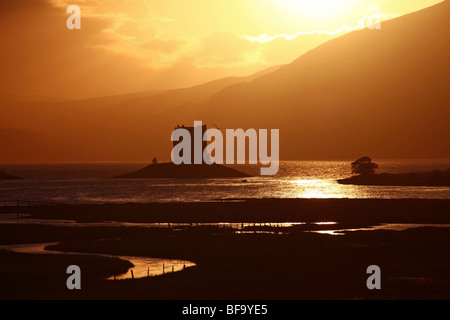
163,263,165,274
131,270,134,279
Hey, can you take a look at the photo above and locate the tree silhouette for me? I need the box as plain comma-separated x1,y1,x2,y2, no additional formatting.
351,156,378,175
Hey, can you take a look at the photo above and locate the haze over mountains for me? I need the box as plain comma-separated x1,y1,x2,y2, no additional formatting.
1,1,449,162
0,66,279,162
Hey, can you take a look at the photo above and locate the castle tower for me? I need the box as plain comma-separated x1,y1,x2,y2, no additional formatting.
173,123,208,164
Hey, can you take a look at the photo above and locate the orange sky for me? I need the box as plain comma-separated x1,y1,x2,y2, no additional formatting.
0,0,442,99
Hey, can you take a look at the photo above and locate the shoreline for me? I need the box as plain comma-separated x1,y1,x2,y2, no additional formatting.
1,198,450,299
1,223,450,299
2,198,449,224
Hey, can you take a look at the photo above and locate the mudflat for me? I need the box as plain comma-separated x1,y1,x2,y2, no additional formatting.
1,199,449,300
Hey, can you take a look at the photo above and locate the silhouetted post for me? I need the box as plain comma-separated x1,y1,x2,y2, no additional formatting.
172,266,174,273
147,267,149,278
131,270,134,279
114,275,116,280
183,264,186,270
163,263,165,274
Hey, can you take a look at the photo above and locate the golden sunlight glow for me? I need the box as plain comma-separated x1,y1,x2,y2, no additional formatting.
2,0,444,99
277,0,359,18
290,179,348,198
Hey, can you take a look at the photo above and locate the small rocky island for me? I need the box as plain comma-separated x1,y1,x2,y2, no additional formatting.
113,162,251,179
337,157,450,187
0,169,23,180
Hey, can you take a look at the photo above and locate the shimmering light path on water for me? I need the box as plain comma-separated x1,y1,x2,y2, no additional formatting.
0,160,449,203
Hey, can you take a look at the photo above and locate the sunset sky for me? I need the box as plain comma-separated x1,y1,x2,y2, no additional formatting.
0,0,442,99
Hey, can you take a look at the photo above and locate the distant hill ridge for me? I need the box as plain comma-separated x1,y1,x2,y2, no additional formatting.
0,2,449,162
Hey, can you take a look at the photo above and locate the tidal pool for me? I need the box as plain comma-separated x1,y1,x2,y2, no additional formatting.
0,242,196,280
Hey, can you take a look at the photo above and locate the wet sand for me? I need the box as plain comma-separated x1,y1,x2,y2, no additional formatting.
0,198,449,299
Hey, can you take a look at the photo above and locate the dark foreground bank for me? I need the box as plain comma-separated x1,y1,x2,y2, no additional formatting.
4,198,450,224
0,199,450,300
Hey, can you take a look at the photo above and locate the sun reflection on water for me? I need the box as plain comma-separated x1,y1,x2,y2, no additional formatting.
290,179,349,199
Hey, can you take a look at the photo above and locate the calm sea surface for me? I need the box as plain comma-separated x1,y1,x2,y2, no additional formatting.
0,160,449,203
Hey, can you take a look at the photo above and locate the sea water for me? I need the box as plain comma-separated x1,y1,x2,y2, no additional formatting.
0,160,449,203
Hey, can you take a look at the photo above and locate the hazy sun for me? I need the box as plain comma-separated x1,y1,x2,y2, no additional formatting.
277,0,359,18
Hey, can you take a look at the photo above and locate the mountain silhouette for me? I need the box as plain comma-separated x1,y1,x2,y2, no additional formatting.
0,67,279,162
0,2,449,162
165,0,450,160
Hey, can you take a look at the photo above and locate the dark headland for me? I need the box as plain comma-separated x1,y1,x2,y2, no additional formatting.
338,169,450,187
113,162,250,179
0,170,23,180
